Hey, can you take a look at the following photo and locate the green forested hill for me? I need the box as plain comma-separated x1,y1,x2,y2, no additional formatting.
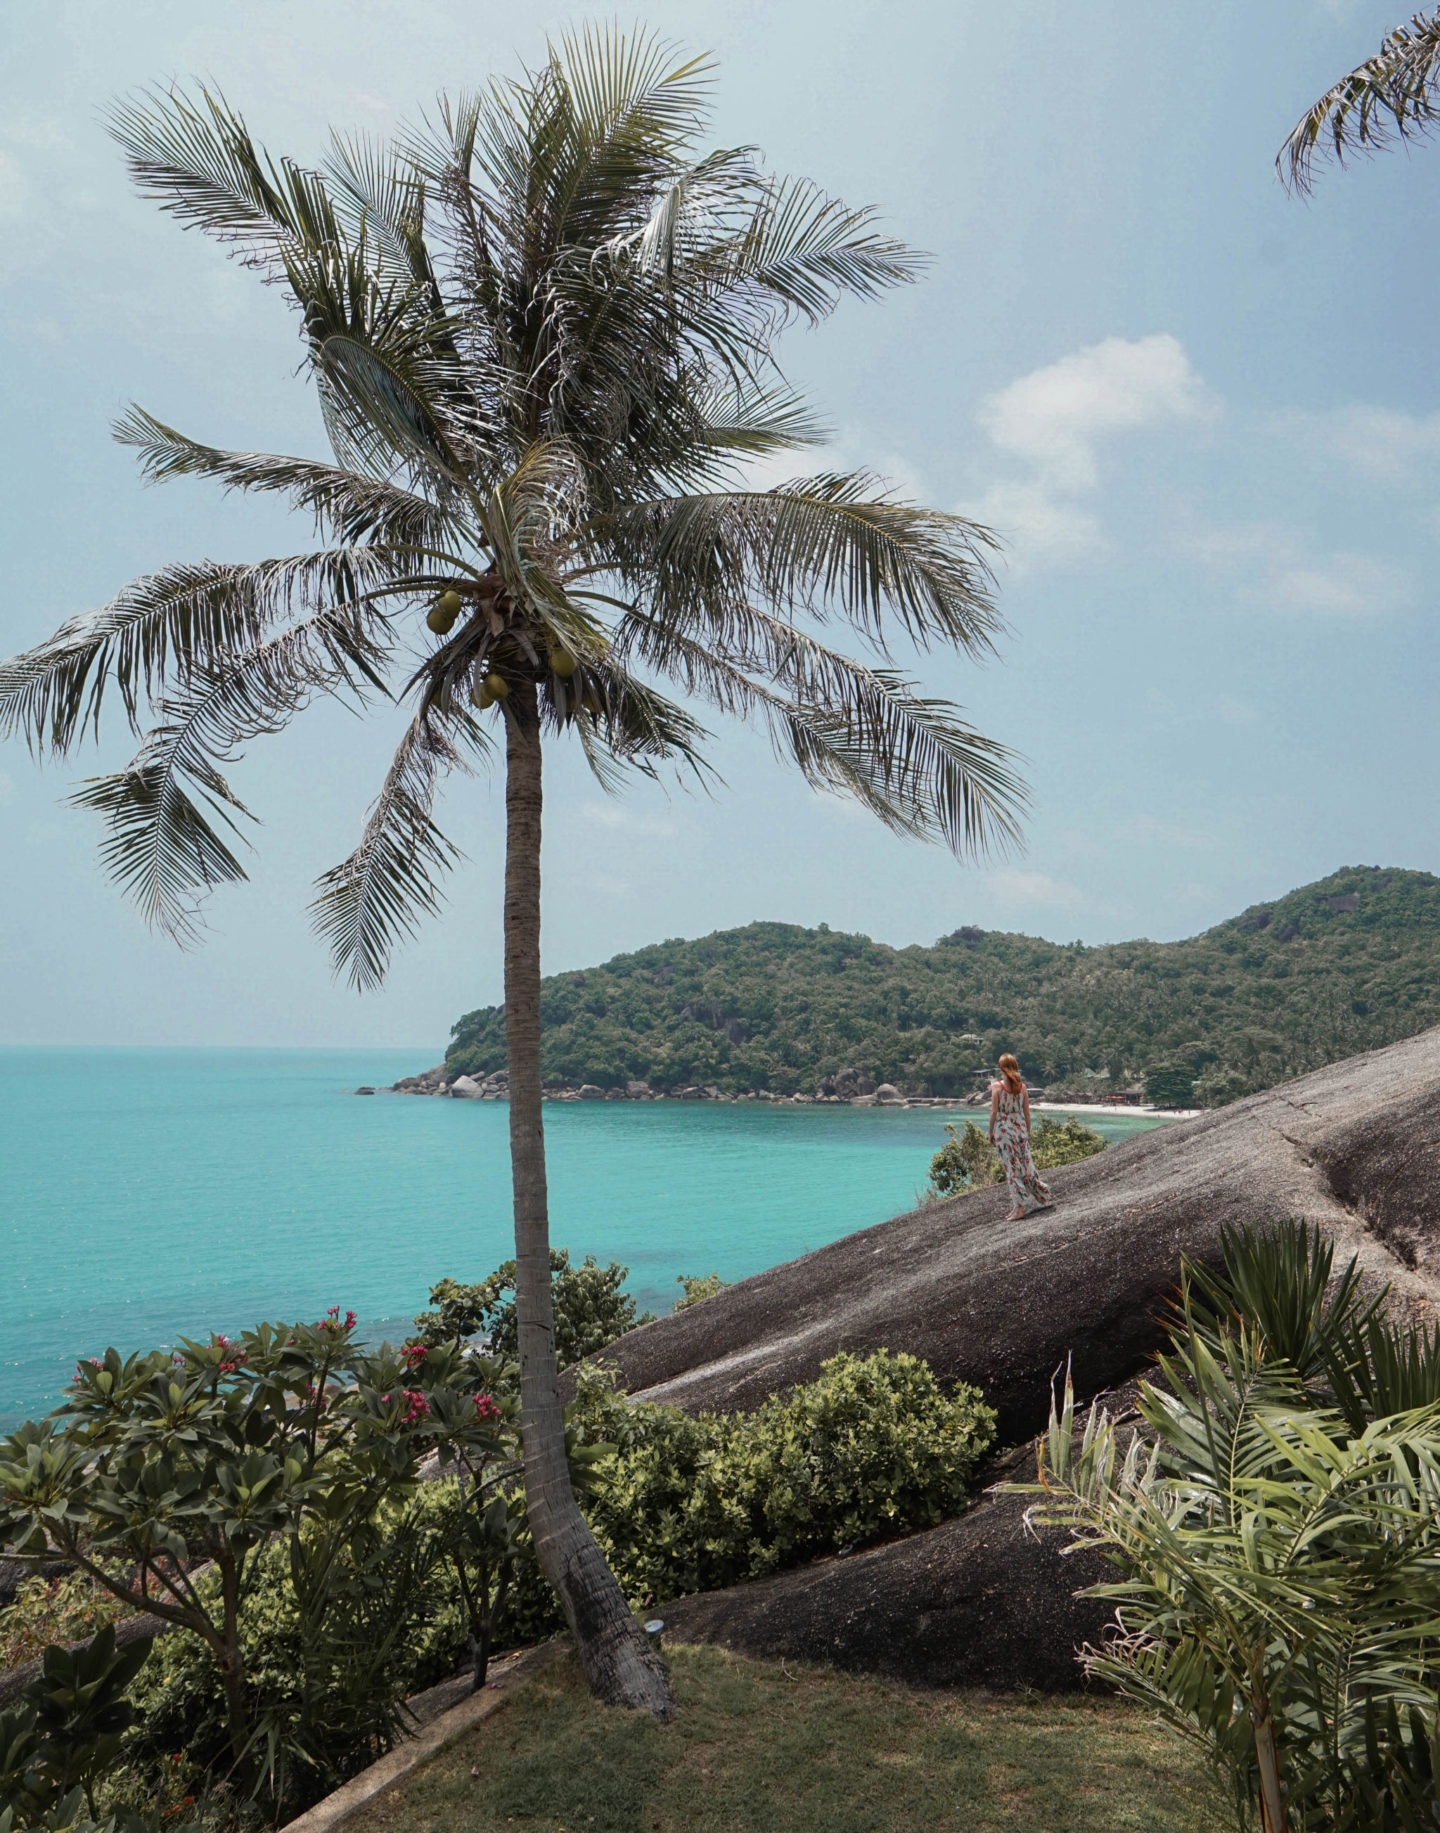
445,866,1440,1105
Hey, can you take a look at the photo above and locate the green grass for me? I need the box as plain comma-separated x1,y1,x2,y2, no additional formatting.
348,1646,1221,1833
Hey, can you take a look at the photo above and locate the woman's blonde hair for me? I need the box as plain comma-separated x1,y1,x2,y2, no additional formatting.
998,1053,1023,1094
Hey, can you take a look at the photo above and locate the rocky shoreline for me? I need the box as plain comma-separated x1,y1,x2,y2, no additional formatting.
359,1065,1162,1113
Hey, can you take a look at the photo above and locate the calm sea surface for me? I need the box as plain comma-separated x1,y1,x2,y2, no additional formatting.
0,1048,1173,1428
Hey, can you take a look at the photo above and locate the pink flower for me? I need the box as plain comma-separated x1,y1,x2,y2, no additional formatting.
401,1343,427,1367
401,1389,431,1425
473,1393,500,1422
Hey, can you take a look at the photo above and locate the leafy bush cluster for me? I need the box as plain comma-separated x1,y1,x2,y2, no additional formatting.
1028,1221,1440,1832
1,1627,157,1832
413,1249,656,1366
671,1273,728,1311
927,1114,1106,1197
445,866,1440,1103
0,1260,995,1829
0,1313,516,1823
567,1351,995,1606
0,1574,130,1673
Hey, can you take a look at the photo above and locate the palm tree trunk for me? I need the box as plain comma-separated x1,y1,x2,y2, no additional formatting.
502,679,674,1719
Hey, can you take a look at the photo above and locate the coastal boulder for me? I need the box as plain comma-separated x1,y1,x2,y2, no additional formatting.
449,1075,484,1098
578,1085,605,1100
664,1435,1119,1692
600,1024,1440,1445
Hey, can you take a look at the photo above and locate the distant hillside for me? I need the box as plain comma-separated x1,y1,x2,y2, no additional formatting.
445,866,1440,1106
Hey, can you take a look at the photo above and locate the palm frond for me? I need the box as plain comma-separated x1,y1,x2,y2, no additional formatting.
107,85,337,270
617,610,1026,855
1281,10,1440,190
552,656,712,789
114,407,455,548
0,551,401,754
597,475,1002,652
538,25,714,250
68,606,377,942
311,703,488,990
323,131,435,288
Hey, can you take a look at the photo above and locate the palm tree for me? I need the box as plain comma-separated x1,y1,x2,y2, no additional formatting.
0,30,1024,1715
1281,8,1440,189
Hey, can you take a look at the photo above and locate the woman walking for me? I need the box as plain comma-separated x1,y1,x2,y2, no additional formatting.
989,1054,1051,1222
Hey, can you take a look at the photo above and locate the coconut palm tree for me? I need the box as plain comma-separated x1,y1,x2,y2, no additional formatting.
1281,8,1440,188
0,30,1024,1715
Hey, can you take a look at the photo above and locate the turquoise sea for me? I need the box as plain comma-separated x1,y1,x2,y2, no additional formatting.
0,1048,1172,1428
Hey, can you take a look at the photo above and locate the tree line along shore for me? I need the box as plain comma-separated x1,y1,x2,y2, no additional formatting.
425,865,1440,1110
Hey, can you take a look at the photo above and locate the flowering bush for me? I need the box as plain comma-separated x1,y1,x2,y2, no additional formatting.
0,1312,512,1814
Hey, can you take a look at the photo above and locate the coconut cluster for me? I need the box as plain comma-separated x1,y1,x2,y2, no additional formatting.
421,584,587,717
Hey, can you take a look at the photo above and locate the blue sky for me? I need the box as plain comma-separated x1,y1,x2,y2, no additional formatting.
2,0,1437,1048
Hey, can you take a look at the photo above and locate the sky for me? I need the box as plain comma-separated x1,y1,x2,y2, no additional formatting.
1,0,1437,1049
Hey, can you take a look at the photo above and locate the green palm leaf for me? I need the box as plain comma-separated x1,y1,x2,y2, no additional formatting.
1281,8,1440,190
69,607,384,941
311,704,481,992
114,407,453,548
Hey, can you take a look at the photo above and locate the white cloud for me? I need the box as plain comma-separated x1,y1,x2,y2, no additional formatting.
1264,552,1413,616
1272,404,1440,479
963,334,1215,572
979,333,1216,492
964,480,1106,567
1183,520,1412,616
1218,698,1257,725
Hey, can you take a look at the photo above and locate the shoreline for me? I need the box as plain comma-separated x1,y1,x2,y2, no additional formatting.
1032,1100,1200,1120
367,1067,1196,1119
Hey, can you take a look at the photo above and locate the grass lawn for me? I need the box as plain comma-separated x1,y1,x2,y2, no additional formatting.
346,1645,1221,1833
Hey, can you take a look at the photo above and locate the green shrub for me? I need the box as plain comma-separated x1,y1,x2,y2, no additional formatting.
568,1350,996,1607
0,1573,130,1673
0,1320,513,1820
927,1114,1105,1198
672,1274,728,1311
414,1250,654,1369
927,1120,1001,1194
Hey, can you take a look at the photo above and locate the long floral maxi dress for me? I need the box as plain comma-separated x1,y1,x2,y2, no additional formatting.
993,1083,1051,1213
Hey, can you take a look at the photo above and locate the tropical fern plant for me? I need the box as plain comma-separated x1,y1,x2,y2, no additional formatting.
1023,1224,1440,1833
0,30,1024,1714
1281,9,1440,189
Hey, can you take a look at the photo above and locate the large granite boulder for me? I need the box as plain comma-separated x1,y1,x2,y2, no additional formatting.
602,1025,1440,1446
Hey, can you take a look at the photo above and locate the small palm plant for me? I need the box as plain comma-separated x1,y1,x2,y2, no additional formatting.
0,30,1024,1714
1023,1223,1440,1833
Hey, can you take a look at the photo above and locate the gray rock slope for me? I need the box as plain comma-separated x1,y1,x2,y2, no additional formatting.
608,1024,1440,1444
615,1028,1440,1687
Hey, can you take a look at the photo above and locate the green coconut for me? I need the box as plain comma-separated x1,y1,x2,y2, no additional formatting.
485,672,510,700
548,646,578,678
426,589,462,635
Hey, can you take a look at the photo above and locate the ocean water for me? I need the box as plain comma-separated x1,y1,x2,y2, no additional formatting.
0,1048,1172,1428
